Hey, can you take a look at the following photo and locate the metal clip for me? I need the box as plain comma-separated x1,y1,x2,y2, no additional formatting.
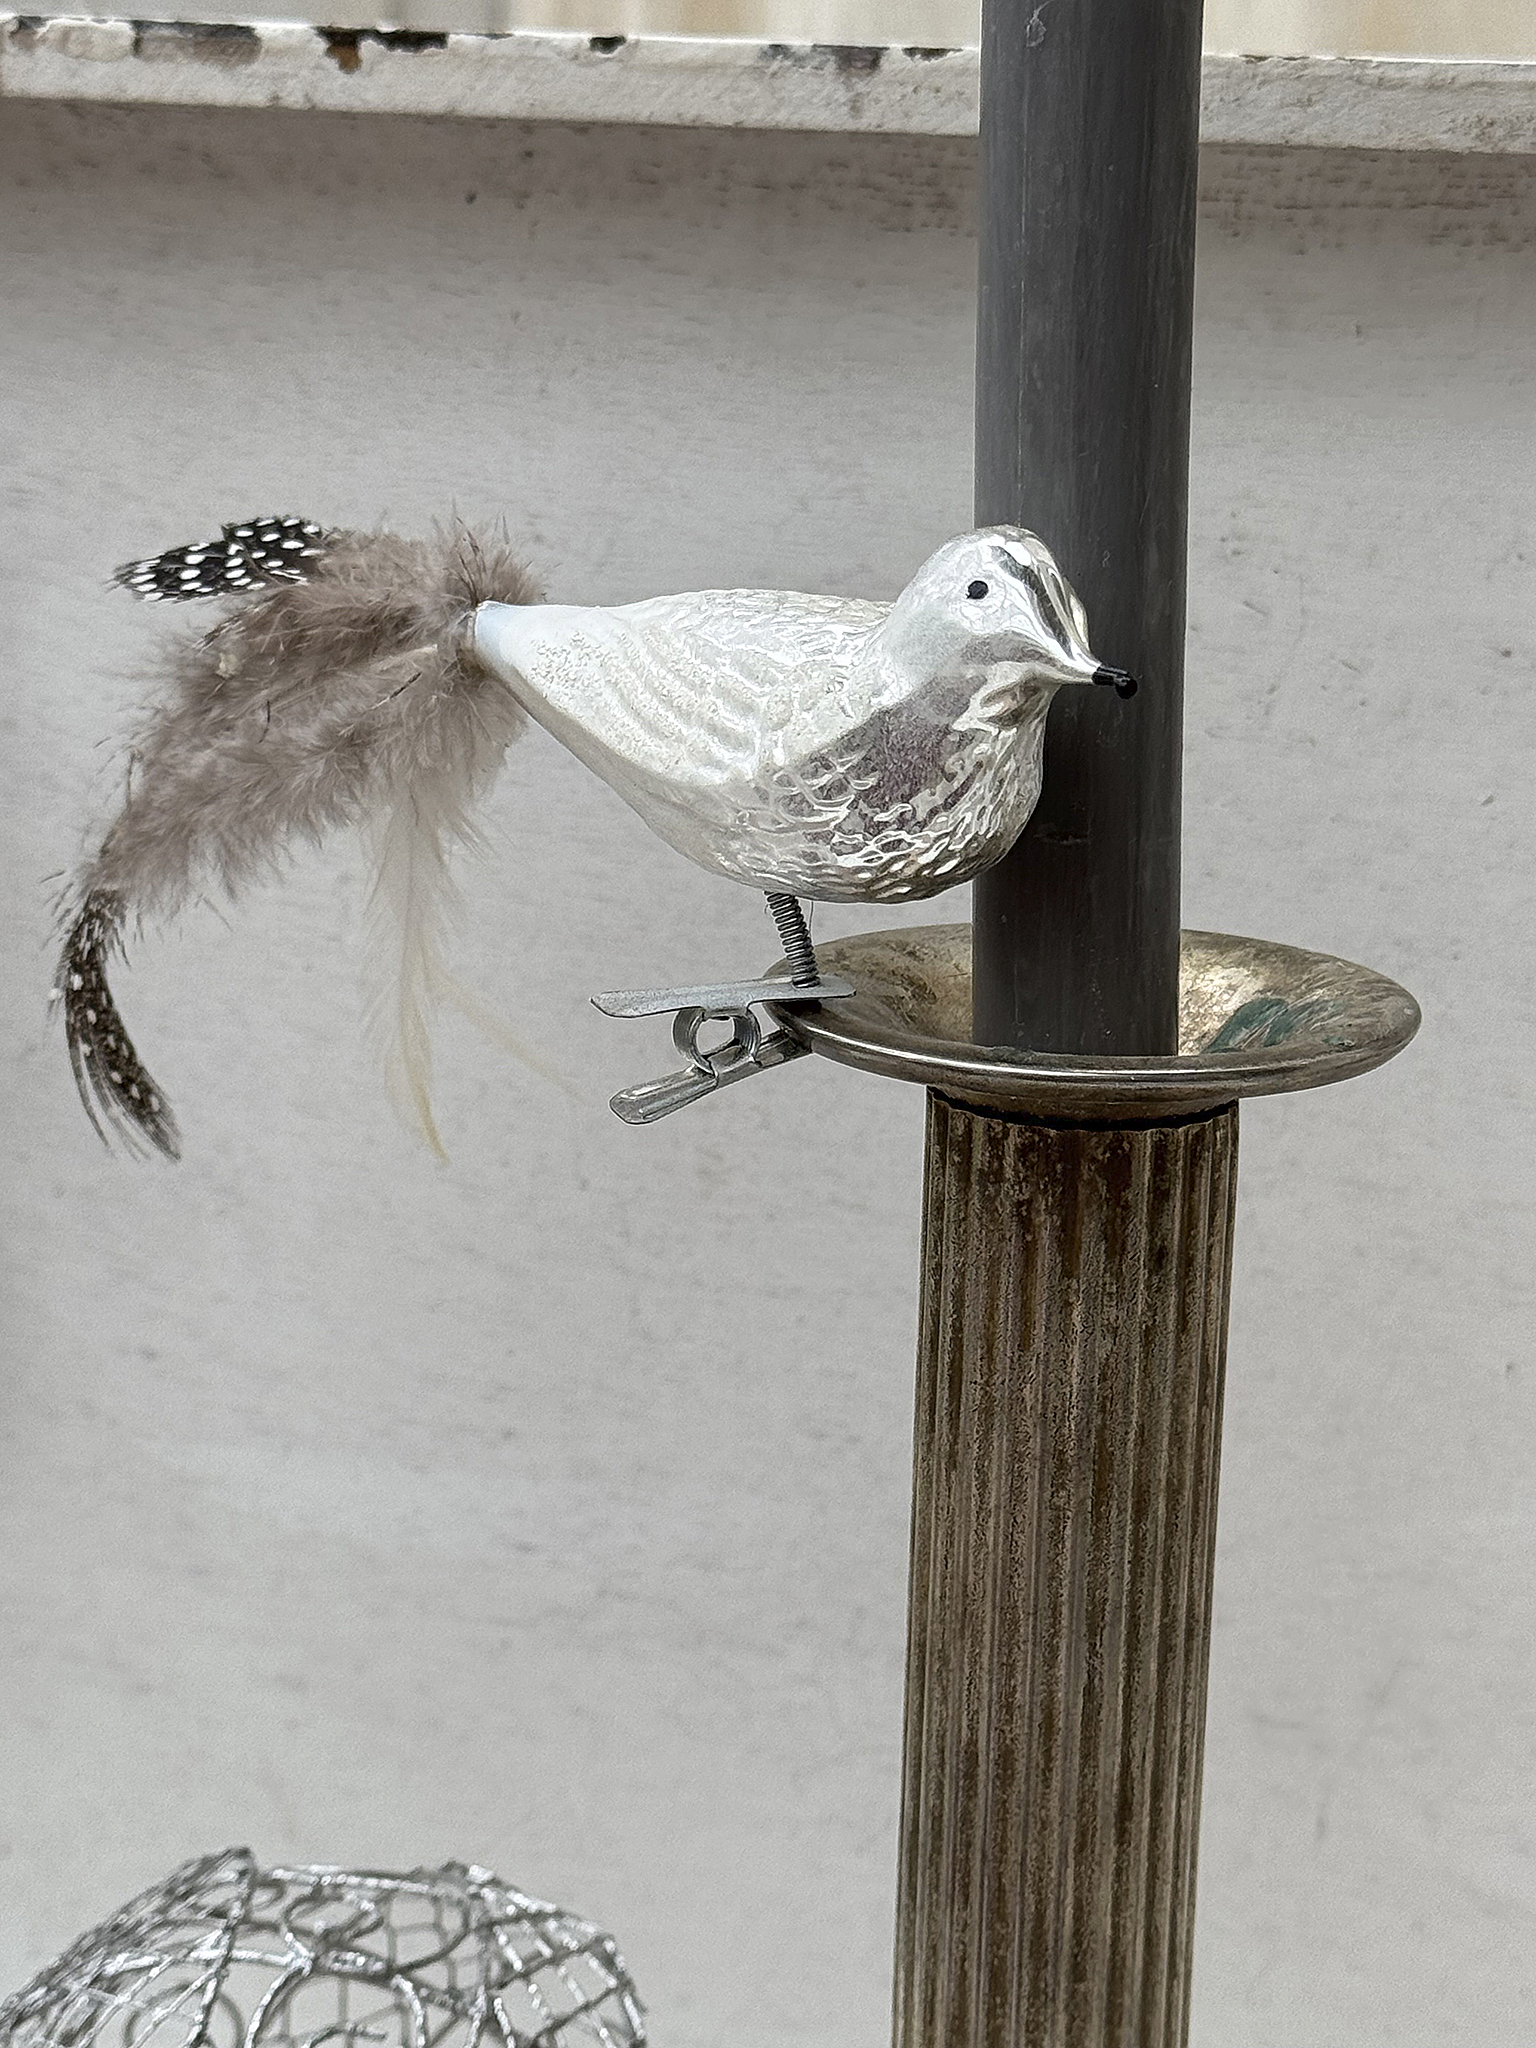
591,975,855,1125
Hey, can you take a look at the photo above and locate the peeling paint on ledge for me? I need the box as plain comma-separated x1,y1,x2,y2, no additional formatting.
762,41,886,76
0,16,1532,156
321,26,448,74
131,19,259,66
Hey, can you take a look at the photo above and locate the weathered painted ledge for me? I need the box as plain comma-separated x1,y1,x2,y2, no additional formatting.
2,15,1534,154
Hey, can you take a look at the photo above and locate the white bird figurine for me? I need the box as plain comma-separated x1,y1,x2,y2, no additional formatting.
56,518,1135,1156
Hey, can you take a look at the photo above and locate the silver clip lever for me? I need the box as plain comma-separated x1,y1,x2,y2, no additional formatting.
591,975,855,1125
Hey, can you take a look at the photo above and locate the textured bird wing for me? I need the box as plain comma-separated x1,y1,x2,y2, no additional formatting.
487,589,891,785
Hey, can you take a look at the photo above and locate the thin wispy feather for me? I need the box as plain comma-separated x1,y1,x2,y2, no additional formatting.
364,766,491,1164
56,523,540,1158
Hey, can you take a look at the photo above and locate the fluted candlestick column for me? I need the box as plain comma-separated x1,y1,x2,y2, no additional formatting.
893,1092,1238,2048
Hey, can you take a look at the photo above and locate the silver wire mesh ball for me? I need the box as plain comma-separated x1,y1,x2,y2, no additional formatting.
0,1850,644,2048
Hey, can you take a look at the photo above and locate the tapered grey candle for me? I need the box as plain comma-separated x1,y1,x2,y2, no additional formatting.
971,0,1203,1054
891,9,1213,2048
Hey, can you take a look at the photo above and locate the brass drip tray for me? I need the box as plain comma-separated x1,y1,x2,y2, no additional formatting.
768,925,1419,1119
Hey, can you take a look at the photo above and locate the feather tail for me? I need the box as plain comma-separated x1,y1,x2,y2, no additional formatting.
61,522,538,1156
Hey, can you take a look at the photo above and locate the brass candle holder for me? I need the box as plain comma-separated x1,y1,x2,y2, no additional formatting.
771,924,1417,2048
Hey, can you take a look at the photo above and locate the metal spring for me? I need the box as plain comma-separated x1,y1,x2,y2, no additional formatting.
766,892,820,988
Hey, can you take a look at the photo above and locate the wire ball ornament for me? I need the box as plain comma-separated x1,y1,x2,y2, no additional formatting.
0,1850,644,2048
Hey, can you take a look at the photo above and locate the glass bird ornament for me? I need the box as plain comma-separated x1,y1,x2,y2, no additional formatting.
55,519,1135,1154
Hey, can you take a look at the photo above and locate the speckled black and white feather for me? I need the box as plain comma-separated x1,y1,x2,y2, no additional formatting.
114,517,335,603
60,524,540,1159
54,891,181,1159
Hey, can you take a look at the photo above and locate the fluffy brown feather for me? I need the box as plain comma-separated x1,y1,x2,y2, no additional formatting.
57,525,540,1158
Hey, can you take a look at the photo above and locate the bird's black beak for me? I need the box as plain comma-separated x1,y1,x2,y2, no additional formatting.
1093,664,1138,699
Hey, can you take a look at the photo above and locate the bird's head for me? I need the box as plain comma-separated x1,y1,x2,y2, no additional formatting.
884,527,1137,717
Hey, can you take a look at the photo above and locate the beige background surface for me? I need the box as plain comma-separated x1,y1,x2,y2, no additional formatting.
490,1,1536,58
1,98,1533,2048
26,1,1533,65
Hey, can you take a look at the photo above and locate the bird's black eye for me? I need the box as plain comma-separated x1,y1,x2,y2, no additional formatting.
966,579,989,600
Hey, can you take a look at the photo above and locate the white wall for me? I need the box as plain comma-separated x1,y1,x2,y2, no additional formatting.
1,105,1533,2048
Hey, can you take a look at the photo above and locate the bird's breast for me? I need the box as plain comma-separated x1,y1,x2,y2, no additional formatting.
665,694,1051,903
471,600,1049,903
